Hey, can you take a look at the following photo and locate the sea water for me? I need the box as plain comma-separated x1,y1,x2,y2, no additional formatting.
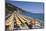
22,12,44,21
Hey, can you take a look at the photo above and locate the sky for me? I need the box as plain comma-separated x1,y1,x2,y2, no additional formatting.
6,1,44,13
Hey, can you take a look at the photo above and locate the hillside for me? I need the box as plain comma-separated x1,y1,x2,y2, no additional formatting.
6,3,31,14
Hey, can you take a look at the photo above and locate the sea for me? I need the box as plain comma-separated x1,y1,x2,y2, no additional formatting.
22,12,44,21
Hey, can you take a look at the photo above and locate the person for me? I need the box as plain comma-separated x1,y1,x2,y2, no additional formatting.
25,21,32,29
25,19,37,29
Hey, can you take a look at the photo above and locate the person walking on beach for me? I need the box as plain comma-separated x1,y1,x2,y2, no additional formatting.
25,19,37,29
25,21,32,29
